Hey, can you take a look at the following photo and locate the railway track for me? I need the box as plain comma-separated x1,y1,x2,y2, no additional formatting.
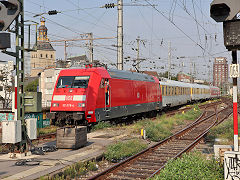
165,99,222,117
88,100,232,180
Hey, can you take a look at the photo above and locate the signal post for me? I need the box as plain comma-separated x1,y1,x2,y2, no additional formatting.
210,0,240,179
0,0,27,151
210,0,240,152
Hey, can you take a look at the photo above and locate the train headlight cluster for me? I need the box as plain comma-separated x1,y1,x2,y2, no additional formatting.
52,103,59,107
78,103,85,107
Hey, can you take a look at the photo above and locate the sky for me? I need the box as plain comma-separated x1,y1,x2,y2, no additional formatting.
0,0,234,82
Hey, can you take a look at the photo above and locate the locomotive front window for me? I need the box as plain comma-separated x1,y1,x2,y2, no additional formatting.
56,76,74,88
56,76,90,88
72,76,90,88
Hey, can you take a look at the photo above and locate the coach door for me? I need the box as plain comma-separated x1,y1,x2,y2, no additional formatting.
157,84,161,109
104,79,111,117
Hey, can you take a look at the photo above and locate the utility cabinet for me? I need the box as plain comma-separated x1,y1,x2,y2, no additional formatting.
26,118,37,140
24,92,42,113
2,120,21,144
57,126,87,149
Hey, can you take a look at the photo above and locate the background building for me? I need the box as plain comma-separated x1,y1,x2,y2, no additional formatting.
177,72,193,83
213,57,228,94
40,68,62,109
30,17,56,77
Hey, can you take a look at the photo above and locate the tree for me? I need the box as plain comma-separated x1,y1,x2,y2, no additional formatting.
159,71,178,81
0,65,14,109
25,79,39,92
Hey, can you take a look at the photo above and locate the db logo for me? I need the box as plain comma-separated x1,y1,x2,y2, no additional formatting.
65,95,73,101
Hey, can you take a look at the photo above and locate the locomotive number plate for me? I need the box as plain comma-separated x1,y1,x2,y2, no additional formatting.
230,64,240,78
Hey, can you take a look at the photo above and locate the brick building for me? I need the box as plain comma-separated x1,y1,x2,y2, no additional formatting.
177,72,193,83
213,57,228,94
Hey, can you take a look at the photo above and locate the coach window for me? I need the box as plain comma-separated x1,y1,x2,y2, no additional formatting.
162,86,165,96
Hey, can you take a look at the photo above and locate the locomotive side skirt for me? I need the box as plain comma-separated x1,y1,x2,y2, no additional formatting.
95,102,161,121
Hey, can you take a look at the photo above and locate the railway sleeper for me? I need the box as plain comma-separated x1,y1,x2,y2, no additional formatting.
134,161,164,167
137,159,166,164
114,171,149,179
120,168,154,175
156,145,189,149
153,150,180,156
108,176,132,180
164,142,192,146
155,148,184,152
172,139,193,143
130,164,160,171
142,156,170,162
156,146,185,150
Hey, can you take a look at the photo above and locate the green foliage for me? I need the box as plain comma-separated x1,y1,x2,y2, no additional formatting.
92,121,112,131
145,120,173,142
25,79,39,92
130,106,201,142
46,160,98,180
104,139,147,162
159,71,178,81
151,152,224,180
38,126,57,136
175,105,201,121
207,117,237,144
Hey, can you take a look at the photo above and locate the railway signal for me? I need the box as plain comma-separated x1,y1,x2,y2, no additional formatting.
210,0,240,164
0,0,20,31
0,0,27,151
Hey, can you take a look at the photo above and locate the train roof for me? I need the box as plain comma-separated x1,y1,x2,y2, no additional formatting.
190,83,210,89
160,79,211,89
59,67,156,82
108,69,155,82
160,80,191,87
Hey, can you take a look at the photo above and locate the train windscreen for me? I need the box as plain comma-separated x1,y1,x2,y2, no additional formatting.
56,76,90,88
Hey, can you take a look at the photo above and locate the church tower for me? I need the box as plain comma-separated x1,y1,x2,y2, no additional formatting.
30,17,56,77
38,17,49,41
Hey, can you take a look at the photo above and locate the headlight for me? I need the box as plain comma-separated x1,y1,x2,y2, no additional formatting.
52,103,59,107
78,103,85,107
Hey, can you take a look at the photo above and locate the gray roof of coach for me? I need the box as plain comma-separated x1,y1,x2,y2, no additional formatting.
160,81,191,88
108,69,155,82
160,80,210,89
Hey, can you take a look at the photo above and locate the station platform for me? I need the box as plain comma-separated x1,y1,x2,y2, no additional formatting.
0,130,128,180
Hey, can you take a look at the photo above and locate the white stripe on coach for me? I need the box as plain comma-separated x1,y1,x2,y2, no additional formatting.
73,95,86,101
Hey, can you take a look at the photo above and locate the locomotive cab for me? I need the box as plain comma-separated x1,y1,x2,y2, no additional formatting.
50,73,92,126
49,67,111,126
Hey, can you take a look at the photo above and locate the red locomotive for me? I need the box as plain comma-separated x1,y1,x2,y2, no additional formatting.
50,67,162,126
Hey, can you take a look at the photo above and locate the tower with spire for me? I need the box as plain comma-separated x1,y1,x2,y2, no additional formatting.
30,17,56,77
